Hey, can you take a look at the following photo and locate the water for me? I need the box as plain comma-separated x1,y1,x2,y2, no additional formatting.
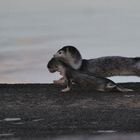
0,0,140,83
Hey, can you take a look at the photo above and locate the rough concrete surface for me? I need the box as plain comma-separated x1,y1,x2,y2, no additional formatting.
0,83,140,139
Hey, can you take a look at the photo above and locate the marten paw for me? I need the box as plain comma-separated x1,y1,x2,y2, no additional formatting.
61,87,70,92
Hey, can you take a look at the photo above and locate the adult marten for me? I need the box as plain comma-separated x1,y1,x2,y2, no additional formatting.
54,46,140,77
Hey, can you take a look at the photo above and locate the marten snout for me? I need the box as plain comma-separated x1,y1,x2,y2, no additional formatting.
47,62,51,69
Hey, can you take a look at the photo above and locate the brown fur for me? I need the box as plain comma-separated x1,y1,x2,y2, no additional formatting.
47,58,133,92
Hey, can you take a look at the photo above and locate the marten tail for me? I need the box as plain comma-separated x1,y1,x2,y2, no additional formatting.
116,85,134,92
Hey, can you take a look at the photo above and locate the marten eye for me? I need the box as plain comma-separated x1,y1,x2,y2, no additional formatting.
58,51,62,54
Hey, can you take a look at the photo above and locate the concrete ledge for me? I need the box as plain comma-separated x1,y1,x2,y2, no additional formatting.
0,83,140,138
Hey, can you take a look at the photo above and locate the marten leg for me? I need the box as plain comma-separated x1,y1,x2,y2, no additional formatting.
61,79,72,92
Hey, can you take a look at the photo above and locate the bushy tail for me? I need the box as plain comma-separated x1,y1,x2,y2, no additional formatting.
116,86,133,92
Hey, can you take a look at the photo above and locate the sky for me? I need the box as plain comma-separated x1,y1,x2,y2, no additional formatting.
1,0,140,13
0,0,140,83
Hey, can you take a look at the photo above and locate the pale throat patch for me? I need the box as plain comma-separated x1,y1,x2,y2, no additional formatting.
57,65,66,76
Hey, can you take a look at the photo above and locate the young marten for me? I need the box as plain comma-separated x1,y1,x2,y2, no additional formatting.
47,58,133,92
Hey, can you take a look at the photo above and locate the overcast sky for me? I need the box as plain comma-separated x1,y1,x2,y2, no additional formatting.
1,0,140,13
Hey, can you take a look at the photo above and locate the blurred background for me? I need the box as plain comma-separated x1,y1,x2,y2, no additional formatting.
0,0,140,83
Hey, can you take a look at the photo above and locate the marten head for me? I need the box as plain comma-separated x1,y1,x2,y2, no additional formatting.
47,58,59,73
53,46,82,70
47,58,70,76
